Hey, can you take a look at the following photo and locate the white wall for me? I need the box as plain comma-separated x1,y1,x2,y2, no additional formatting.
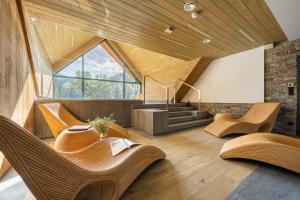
265,0,300,41
183,46,265,103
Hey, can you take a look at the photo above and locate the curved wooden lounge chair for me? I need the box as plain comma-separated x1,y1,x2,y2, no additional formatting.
0,115,166,199
204,103,280,138
220,133,300,173
39,103,129,138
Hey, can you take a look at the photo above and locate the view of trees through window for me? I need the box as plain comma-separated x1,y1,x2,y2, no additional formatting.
53,41,141,99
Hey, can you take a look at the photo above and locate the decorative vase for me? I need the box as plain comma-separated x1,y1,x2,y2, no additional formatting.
99,131,108,139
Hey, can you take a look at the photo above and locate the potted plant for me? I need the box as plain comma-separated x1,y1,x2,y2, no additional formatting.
90,114,115,139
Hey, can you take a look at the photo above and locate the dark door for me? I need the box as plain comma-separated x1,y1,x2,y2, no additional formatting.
297,56,300,136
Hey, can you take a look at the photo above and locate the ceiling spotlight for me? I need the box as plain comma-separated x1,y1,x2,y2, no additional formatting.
164,27,174,34
202,38,212,44
191,11,200,19
30,17,37,23
184,1,197,12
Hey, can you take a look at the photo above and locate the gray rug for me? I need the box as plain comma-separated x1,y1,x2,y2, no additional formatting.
226,164,300,200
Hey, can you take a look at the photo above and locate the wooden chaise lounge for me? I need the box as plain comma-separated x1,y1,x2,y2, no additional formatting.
220,133,300,173
39,103,129,138
204,103,280,138
0,115,166,199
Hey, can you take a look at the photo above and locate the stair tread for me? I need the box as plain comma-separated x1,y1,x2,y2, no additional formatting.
168,118,213,128
168,111,194,114
169,115,195,120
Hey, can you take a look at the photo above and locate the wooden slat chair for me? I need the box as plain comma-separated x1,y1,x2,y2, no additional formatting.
204,103,280,138
0,115,166,199
38,103,129,138
220,133,300,173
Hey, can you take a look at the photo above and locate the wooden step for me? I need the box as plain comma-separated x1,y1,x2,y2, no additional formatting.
132,103,186,109
168,111,193,117
169,115,196,124
167,107,194,112
168,118,213,132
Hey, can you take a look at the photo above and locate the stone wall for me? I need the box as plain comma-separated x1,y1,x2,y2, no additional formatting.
199,103,252,118
265,39,300,135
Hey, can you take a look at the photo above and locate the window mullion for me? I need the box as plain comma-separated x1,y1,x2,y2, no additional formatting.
123,62,126,99
82,56,84,98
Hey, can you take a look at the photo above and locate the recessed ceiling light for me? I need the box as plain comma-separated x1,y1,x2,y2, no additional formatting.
30,17,37,23
202,38,212,44
191,11,200,19
164,27,174,34
184,2,197,12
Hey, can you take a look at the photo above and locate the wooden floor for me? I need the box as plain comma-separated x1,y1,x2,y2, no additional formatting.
0,126,257,200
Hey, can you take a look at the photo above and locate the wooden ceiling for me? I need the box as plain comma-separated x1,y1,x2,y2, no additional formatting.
118,42,200,83
31,19,94,63
117,42,201,101
22,0,286,60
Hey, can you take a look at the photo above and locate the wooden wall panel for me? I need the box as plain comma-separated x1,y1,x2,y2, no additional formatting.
34,99,142,138
0,0,36,178
26,17,54,98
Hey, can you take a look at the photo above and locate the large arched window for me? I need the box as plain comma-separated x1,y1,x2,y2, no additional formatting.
53,41,141,99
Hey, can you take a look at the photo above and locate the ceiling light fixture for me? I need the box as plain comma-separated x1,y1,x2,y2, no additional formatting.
184,1,197,12
202,38,212,44
239,29,255,42
160,36,187,47
30,17,37,23
191,11,200,19
186,24,213,39
164,27,174,34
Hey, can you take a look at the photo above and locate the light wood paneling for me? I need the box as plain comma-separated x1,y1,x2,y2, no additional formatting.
53,36,104,72
176,57,213,101
109,40,142,82
26,15,53,98
22,0,286,60
118,42,200,102
0,0,36,178
30,19,94,64
17,0,39,96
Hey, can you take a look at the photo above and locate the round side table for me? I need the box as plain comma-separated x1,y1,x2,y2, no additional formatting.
54,127,100,152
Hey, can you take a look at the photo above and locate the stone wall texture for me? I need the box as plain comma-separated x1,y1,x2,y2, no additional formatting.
265,39,300,135
200,103,252,119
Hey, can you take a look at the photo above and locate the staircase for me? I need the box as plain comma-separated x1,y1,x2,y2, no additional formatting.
131,103,213,135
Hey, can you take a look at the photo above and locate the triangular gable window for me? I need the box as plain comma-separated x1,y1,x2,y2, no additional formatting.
54,40,141,99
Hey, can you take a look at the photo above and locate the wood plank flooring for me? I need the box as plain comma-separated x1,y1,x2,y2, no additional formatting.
0,126,257,200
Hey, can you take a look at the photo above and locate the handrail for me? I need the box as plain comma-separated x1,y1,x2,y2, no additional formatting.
143,75,169,110
174,79,201,111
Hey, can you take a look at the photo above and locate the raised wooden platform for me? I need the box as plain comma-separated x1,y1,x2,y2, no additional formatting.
131,103,213,135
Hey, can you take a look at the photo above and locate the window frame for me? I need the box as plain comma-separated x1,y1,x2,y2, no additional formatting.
53,40,141,100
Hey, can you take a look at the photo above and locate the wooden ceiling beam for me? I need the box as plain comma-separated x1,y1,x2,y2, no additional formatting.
108,40,142,82
16,0,40,96
53,36,104,73
175,57,213,101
